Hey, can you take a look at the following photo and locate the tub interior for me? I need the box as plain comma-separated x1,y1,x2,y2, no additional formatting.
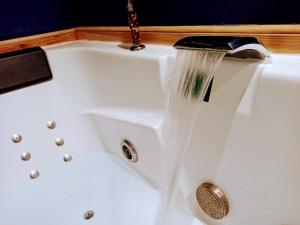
1,41,300,225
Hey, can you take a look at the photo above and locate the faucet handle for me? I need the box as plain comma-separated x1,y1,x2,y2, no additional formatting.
127,0,145,51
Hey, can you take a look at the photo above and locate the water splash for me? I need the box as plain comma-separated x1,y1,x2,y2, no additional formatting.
158,49,226,225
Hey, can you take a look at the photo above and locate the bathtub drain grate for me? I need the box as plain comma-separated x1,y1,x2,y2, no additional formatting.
196,182,229,220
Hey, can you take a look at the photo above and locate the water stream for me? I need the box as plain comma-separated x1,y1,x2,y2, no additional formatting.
159,49,226,225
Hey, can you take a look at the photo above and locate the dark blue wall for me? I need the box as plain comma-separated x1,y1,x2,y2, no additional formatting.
0,0,76,41
1,0,300,41
77,0,300,26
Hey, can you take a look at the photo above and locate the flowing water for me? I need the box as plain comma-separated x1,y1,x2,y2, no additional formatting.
158,49,226,225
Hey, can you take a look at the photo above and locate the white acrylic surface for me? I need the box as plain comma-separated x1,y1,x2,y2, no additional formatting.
0,41,300,225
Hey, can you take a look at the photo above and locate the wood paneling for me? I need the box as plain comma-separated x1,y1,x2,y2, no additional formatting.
1,25,300,54
77,25,300,53
0,29,76,54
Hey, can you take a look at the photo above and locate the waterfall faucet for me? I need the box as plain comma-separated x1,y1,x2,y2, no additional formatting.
173,36,270,59
127,0,145,51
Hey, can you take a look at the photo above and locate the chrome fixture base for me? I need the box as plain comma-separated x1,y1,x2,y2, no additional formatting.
130,44,146,51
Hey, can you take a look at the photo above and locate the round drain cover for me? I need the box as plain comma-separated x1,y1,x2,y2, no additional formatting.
196,182,229,220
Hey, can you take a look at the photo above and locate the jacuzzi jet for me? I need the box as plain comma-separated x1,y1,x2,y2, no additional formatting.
29,170,40,179
120,139,138,162
47,121,56,129
55,137,64,146
196,182,229,220
21,152,31,161
12,134,22,143
83,210,94,220
63,154,72,162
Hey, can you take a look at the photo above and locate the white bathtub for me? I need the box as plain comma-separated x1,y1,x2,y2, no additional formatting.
1,41,300,225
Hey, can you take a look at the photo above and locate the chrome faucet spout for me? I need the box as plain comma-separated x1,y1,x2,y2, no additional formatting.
127,0,145,51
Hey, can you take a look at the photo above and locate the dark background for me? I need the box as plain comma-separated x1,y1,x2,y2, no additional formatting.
0,0,76,40
1,0,300,41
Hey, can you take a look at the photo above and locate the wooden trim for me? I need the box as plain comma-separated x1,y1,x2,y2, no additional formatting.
0,29,76,54
1,25,300,54
77,25,300,53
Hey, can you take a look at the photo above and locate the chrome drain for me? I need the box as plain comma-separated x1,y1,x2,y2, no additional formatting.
196,182,229,220
120,139,138,162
